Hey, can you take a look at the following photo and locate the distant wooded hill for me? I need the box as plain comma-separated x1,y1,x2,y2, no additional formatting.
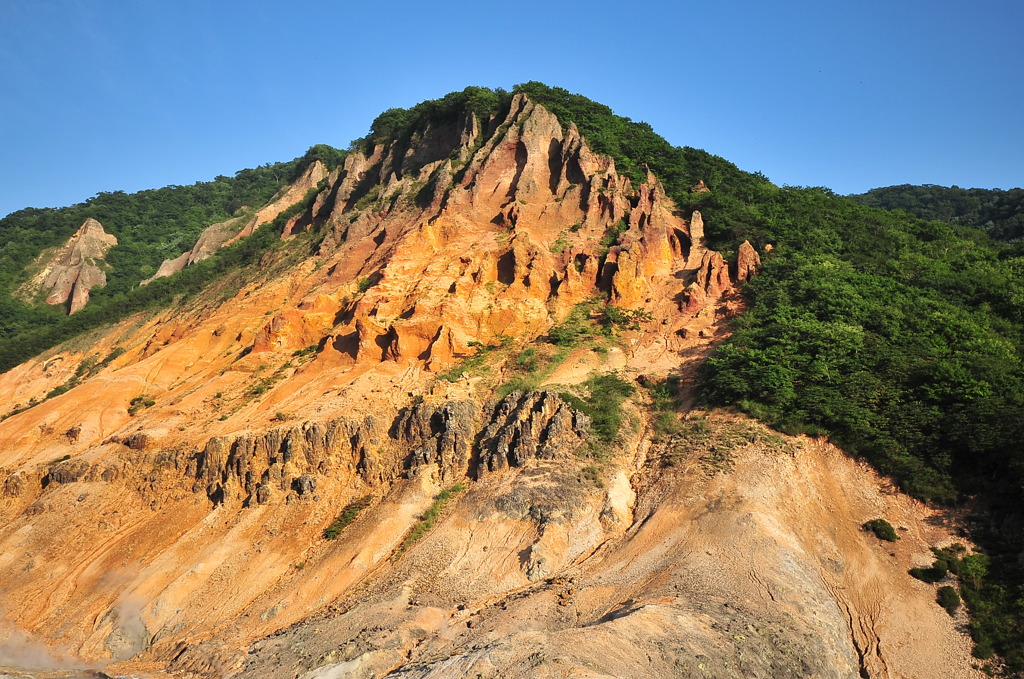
849,184,1024,242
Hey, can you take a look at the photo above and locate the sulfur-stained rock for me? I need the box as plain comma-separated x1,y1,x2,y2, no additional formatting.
252,308,334,354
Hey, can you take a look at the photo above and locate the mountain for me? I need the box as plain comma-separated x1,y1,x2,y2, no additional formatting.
0,84,1020,677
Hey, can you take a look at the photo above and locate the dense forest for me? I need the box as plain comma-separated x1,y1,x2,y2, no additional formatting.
0,144,345,372
850,184,1024,242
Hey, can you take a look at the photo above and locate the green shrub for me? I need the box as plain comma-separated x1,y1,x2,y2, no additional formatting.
128,394,155,416
397,483,467,554
909,564,948,583
862,518,899,542
937,586,961,615
323,494,373,539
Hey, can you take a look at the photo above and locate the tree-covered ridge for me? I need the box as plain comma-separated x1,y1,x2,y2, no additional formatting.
357,86,515,152
850,184,1024,242
0,146,345,368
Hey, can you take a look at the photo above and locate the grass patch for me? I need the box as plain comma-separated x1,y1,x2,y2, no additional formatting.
323,494,373,539
550,231,570,255
654,413,798,474
560,373,635,454
648,376,685,437
249,360,296,397
13,346,131,415
397,483,467,555
597,219,628,257
437,338,510,382
292,344,318,358
549,298,649,347
352,185,381,212
580,464,604,488
356,276,375,293
495,343,571,399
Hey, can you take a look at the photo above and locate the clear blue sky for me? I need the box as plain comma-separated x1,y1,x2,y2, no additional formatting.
1,0,1022,218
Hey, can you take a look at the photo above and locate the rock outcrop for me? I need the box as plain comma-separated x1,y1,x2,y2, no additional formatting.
736,238,762,282
226,160,329,245
19,218,117,313
477,391,589,473
80,391,592,507
141,217,239,284
190,416,384,505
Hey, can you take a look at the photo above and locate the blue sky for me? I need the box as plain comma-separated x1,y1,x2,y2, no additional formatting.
1,0,1021,218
